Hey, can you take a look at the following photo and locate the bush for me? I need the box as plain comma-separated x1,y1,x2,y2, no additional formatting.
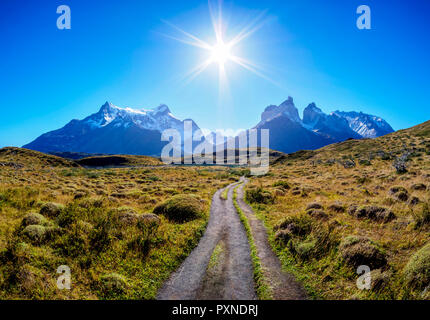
359,159,371,166
22,225,60,244
348,205,396,223
272,180,290,190
274,229,292,245
89,217,114,252
57,209,79,228
21,212,50,227
411,183,427,191
295,239,317,260
276,213,312,237
306,202,323,210
393,157,408,174
245,187,274,204
403,243,430,290
414,202,430,229
39,203,64,218
328,202,345,213
339,236,387,269
153,194,204,223
98,273,128,299
22,225,47,243
55,228,88,257
306,209,328,220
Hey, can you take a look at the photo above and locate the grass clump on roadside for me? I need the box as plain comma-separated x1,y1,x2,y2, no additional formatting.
153,194,205,223
220,187,229,200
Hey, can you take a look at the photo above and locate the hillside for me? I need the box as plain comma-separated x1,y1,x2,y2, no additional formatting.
0,147,80,168
245,120,430,299
0,146,240,299
76,155,163,167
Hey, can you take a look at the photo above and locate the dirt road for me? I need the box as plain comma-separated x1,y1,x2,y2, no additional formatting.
157,181,256,300
157,178,306,300
236,178,307,300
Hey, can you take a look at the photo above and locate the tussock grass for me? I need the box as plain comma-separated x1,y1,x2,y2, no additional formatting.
245,120,430,299
0,148,234,299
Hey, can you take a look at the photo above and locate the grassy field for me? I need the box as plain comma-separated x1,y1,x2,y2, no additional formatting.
1,120,429,300
244,120,430,300
0,148,244,299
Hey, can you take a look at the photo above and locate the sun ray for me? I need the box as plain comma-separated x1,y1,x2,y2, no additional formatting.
208,0,224,43
161,19,212,50
230,55,281,87
182,59,213,85
162,0,275,91
228,10,268,47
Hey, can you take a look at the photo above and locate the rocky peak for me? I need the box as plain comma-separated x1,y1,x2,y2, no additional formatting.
261,96,301,123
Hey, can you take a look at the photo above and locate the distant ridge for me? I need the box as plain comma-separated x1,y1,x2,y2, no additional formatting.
23,99,394,156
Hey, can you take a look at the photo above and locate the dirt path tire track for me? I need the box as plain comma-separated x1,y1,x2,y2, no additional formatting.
235,178,307,300
157,181,256,300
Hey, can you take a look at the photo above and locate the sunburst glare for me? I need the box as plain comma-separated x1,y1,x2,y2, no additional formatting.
162,0,273,87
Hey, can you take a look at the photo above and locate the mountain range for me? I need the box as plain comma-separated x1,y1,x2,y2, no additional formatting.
23,98,394,156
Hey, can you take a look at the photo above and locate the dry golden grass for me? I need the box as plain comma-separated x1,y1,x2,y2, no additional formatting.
0,148,241,299
246,120,430,299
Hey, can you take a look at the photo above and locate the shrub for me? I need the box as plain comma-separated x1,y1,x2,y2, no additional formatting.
396,191,409,202
359,159,371,166
153,194,204,223
389,186,408,195
409,196,421,206
98,273,128,299
306,202,323,210
89,217,114,252
274,229,292,245
414,202,430,229
21,212,50,227
348,205,396,223
295,239,317,260
56,209,78,228
272,180,290,190
411,183,427,191
85,171,100,179
276,213,312,237
370,269,392,293
403,243,430,290
55,228,88,257
393,157,408,174
22,225,60,244
40,203,64,218
328,202,345,213
245,187,274,204
306,209,329,220
339,236,387,269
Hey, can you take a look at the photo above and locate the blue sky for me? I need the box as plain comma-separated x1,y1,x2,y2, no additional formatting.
1,0,429,147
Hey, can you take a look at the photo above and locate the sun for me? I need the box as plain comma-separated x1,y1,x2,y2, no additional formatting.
162,0,273,86
210,41,232,65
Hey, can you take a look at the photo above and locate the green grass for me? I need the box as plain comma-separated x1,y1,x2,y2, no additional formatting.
233,185,272,300
0,150,234,299
207,242,224,270
220,188,229,200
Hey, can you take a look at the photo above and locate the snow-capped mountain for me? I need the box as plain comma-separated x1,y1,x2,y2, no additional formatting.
260,97,302,124
333,111,394,138
250,98,394,153
23,102,200,156
23,98,395,157
85,102,184,132
302,103,362,141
